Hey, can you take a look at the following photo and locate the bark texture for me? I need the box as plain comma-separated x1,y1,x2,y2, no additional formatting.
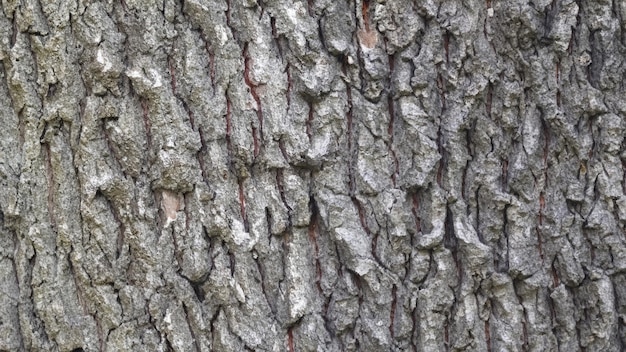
1,0,626,351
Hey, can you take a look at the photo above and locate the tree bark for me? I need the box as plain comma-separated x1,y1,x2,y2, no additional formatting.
1,0,625,351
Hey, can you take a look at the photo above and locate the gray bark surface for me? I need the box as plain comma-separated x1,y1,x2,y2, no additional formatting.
1,0,625,351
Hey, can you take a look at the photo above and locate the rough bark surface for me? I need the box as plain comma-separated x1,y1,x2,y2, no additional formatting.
1,0,626,351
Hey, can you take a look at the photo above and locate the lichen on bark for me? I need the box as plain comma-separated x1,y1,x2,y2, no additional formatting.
1,0,626,351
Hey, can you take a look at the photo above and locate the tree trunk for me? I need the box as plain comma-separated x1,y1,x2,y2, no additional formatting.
1,0,625,351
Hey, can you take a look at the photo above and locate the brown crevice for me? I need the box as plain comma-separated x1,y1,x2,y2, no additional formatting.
494,204,511,272
483,17,489,43
169,56,196,131
317,18,327,50
209,49,216,90
182,303,201,352
287,326,295,352
102,118,128,178
513,281,530,351
353,198,369,235
547,293,560,348
17,106,25,148
270,16,283,60
209,307,221,346
463,120,477,203
410,305,418,352
537,117,550,264
436,69,447,111
486,82,493,118
306,101,314,142
568,9,579,56
444,205,461,288
252,124,260,158
10,11,18,48
307,0,314,17
521,312,529,350
322,293,333,337
541,118,550,169
276,169,293,227
436,124,447,188
501,158,508,191
170,228,184,271
190,275,207,303
265,207,273,237
7,255,24,350
343,65,356,197
258,0,265,20
387,90,399,187
371,228,379,261
162,331,174,351
535,227,545,263
180,99,195,131
361,0,371,32
99,190,126,260
551,257,560,288
285,63,292,113
475,185,485,243
140,98,152,149
225,0,231,28
69,248,105,350
238,180,249,232
278,138,289,163
198,31,216,91
43,142,57,231
436,67,448,189
209,309,219,351
227,245,236,277
196,127,211,187
353,196,390,272
67,249,88,316
254,254,275,315
539,191,545,226
243,42,264,159
308,194,323,293
556,60,561,107
168,56,178,96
